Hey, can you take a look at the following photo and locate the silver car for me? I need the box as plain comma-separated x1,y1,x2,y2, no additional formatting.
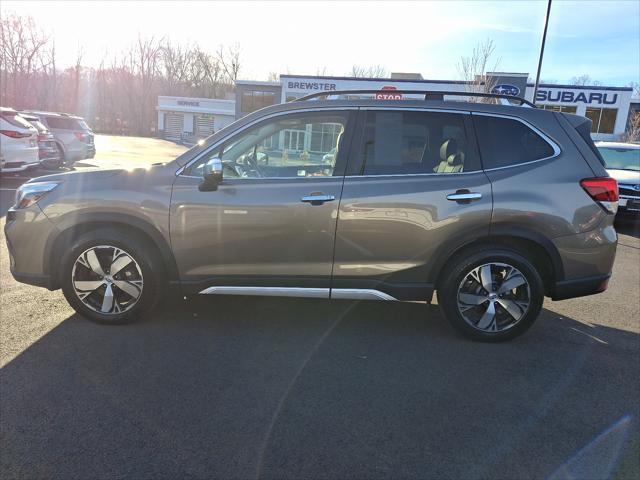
21,111,95,166
6,91,618,342
596,141,640,216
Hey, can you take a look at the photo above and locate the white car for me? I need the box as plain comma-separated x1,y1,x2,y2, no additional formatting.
596,141,640,216
1,107,40,173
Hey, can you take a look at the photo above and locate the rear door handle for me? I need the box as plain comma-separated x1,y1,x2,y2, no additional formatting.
301,194,335,204
446,190,482,203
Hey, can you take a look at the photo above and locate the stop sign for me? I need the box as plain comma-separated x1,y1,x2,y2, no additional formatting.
375,86,403,100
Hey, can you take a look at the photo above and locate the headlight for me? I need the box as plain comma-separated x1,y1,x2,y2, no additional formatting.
14,182,60,209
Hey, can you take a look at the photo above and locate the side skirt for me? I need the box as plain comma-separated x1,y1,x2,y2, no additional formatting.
198,286,398,301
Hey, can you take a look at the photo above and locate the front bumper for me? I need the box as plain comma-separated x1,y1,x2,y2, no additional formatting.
618,195,640,214
5,206,59,290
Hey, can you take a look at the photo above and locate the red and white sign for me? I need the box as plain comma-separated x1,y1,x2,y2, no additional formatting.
375,86,403,100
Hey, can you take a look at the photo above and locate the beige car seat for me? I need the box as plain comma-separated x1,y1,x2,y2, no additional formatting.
433,139,464,173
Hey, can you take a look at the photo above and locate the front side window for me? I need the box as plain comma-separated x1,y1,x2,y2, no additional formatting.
186,112,348,178
473,115,556,169
356,110,477,175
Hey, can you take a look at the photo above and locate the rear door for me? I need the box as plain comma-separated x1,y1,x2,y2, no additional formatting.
332,108,493,300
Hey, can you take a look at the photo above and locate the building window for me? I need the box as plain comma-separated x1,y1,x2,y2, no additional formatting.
241,90,276,113
585,107,618,134
310,123,342,153
541,104,577,114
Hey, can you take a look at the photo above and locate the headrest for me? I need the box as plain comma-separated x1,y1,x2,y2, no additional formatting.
447,152,464,166
440,139,458,161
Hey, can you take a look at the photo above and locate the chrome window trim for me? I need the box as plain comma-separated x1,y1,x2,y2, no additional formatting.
178,175,346,182
177,107,562,178
470,111,562,172
176,106,357,177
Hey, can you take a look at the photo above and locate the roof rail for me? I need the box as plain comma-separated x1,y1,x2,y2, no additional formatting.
293,89,537,108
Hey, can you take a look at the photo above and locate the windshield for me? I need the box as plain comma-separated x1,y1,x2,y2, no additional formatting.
597,146,640,171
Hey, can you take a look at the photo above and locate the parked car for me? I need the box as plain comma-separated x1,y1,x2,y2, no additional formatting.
596,141,640,216
18,113,63,169
20,111,95,166
0,107,40,173
6,91,618,342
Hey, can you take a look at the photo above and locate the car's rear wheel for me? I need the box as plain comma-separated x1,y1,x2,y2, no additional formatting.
60,229,164,324
438,248,544,342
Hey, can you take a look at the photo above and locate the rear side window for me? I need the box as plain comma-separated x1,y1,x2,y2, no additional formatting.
45,116,80,130
355,110,479,175
473,115,556,169
1,112,33,129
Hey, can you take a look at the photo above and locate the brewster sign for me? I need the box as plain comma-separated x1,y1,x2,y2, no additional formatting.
535,89,618,105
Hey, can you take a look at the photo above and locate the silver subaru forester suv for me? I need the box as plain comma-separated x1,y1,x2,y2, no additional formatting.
5,91,618,341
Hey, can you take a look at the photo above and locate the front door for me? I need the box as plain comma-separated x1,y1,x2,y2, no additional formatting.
170,110,355,294
332,109,493,300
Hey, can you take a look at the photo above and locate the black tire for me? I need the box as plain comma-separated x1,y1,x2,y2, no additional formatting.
60,228,164,324
438,247,544,342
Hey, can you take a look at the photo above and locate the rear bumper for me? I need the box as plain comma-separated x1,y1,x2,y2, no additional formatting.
551,274,610,300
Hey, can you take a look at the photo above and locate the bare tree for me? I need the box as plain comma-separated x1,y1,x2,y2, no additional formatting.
621,111,640,143
217,43,241,83
627,81,640,97
161,40,189,95
0,13,50,108
266,71,279,82
457,39,501,101
350,65,388,78
570,74,602,86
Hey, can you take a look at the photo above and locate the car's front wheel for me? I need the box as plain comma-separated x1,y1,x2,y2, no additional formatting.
60,229,164,324
438,248,544,342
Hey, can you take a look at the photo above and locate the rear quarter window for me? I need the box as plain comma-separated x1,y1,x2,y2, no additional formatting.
45,116,80,130
473,115,556,169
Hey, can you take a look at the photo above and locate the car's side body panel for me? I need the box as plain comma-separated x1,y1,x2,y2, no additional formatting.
332,172,493,299
170,175,344,290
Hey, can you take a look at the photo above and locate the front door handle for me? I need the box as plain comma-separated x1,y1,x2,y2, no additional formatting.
446,190,482,203
301,193,335,205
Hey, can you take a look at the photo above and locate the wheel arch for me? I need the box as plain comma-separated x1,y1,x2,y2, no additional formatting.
431,228,564,297
45,213,179,289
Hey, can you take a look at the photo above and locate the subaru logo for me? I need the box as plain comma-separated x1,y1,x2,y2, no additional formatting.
492,84,520,96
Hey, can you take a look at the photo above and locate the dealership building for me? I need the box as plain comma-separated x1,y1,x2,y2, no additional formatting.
157,73,634,142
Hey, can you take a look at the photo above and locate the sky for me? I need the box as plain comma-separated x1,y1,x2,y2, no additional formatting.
3,0,639,87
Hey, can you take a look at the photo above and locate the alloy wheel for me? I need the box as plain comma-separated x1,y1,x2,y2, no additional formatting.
456,262,531,332
71,245,143,315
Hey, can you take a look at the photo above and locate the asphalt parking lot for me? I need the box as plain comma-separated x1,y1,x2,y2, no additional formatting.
1,136,639,479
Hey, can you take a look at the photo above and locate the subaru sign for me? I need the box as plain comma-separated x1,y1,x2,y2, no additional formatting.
491,84,520,96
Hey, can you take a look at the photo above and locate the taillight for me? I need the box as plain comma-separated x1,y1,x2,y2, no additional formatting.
0,130,31,138
580,177,618,214
74,131,86,141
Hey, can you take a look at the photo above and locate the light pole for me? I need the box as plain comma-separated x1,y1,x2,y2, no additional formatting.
533,0,552,105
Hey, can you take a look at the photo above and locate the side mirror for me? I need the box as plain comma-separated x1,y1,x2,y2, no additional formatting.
199,157,223,191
